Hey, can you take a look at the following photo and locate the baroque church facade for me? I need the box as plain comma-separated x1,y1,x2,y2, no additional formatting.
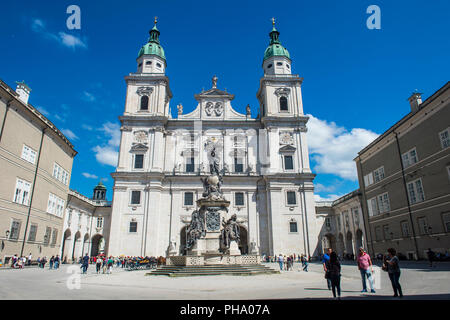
107,21,319,258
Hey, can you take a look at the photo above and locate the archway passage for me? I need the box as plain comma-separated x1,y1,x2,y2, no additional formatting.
82,233,90,256
322,234,336,253
61,229,71,263
91,234,104,257
72,231,81,262
345,231,354,259
337,233,345,257
238,226,248,255
355,229,364,250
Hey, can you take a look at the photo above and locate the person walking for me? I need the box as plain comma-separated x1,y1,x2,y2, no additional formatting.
27,253,32,266
278,254,284,271
107,257,114,274
54,255,60,269
102,257,107,274
49,256,54,270
322,248,332,290
96,256,102,274
325,252,342,300
302,256,309,272
357,248,376,293
41,257,47,269
383,248,403,298
427,248,435,268
81,253,90,274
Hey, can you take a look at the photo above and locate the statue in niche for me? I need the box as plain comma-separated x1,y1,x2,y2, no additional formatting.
219,214,240,253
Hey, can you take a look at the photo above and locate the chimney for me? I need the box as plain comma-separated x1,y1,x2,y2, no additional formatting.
408,91,422,113
15,81,31,104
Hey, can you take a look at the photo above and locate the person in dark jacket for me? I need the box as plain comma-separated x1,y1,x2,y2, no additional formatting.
383,248,403,298
81,254,90,274
325,252,342,300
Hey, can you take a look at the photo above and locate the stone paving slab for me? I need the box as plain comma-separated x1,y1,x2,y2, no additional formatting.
0,261,449,300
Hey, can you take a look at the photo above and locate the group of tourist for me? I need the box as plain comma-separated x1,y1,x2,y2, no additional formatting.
78,254,163,274
322,246,403,300
273,254,310,272
8,254,32,269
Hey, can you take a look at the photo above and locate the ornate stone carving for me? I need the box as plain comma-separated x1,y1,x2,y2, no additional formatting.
205,208,221,231
214,102,223,116
185,210,206,250
177,103,183,115
274,87,291,97
205,102,223,116
279,131,294,145
136,86,153,96
219,214,240,254
134,130,148,144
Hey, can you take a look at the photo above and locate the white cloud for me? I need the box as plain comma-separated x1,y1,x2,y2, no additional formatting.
92,145,118,167
82,124,93,131
314,183,337,193
81,91,96,102
314,194,343,202
58,32,87,49
31,18,87,49
307,114,379,181
99,122,121,147
61,128,78,140
82,172,98,179
92,122,121,167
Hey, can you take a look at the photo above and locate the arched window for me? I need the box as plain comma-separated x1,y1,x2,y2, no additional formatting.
280,96,288,111
140,96,149,110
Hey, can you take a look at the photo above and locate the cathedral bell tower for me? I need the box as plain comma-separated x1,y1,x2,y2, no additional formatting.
122,17,172,117
257,18,304,119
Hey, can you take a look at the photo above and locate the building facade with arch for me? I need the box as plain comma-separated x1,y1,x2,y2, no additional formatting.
61,184,111,262
315,190,367,259
106,22,319,258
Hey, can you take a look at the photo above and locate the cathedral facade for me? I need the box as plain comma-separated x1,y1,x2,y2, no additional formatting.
107,21,319,258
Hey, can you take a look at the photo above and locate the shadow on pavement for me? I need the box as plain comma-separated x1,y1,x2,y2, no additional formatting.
297,293,450,300
304,288,361,293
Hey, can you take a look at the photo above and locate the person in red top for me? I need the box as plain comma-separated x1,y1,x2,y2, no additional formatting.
357,247,375,293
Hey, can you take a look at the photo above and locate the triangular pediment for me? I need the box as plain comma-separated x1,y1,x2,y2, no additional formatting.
194,88,235,100
130,143,149,152
279,145,296,153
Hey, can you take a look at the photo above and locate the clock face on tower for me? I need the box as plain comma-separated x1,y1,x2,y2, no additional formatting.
280,132,294,145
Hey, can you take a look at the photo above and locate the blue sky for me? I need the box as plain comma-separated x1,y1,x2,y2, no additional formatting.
1,0,449,201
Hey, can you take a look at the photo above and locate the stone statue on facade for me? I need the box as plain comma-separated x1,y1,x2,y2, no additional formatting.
177,103,183,115
212,75,218,89
200,138,225,200
219,214,240,253
185,210,206,250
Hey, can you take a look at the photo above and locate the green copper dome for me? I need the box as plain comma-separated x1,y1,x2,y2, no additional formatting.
94,181,107,190
137,24,166,61
263,25,290,61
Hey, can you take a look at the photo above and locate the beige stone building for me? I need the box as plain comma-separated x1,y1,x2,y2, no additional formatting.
0,79,77,264
315,190,367,259
355,82,450,260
